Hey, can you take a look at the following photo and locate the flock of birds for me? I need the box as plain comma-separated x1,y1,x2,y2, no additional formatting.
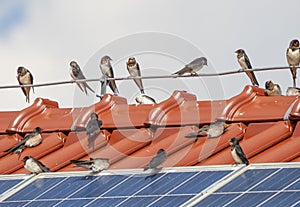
16,39,300,105
8,38,300,174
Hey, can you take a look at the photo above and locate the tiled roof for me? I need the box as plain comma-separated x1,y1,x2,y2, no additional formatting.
1,85,300,175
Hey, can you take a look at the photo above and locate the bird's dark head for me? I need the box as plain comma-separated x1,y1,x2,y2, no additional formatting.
290,39,299,48
229,137,239,145
265,80,274,90
69,61,78,68
201,57,208,66
101,55,112,64
17,67,26,75
90,112,99,119
34,127,42,133
22,156,30,162
127,57,136,64
235,49,244,55
157,149,166,155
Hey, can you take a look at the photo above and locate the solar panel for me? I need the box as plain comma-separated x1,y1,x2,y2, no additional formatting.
0,179,24,196
0,170,232,207
196,167,300,207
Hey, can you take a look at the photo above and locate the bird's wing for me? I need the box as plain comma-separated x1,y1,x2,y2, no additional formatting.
244,53,252,69
17,76,27,97
70,160,92,169
35,159,50,172
235,145,249,164
29,71,34,93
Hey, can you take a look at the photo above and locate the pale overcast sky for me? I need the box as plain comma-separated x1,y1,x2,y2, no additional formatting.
0,0,299,110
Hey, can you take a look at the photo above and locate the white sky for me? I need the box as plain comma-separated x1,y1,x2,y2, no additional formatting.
0,0,299,110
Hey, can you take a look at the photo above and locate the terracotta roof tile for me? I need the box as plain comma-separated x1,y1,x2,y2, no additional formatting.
1,86,300,174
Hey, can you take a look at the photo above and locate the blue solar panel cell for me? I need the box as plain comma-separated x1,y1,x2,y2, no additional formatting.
0,202,27,207
194,194,237,207
216,169,278,192
149,195,194,206
171,171,231,194
0,179,23,196
6,177,65,201
86,198,125,207
262,192,300,207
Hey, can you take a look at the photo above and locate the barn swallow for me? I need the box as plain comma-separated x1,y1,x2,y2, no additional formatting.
70,158,110,173
127,57,145,94
17,66,34,103
186,121,229,138
286,87,300,96
264,80,282,96
4,127,42,159
86,112,103,150
23,156,50,174
135,94,156,104
172,57,208,76
229,137,249,165
286,39,300,87
235,49,259,86
144,149,167,171
69,61,95,94
100,56,119,95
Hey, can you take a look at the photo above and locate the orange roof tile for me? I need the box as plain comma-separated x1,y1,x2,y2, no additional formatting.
1,85,300,174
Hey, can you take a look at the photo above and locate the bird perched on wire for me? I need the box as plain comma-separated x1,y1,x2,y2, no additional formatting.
17,66,34,103
70,158,110,173
229,137,249,165
286,87,300,96
264,80,282,96
144,149,167,171
69,61,95,95
135,94,156,104
86,112,103,150
186,121,230,138
286,39,300,87
100,56,119,95
4,127,43,159
127,57,145,94
23,156,50,174
172,57,208,76
235,49,259,86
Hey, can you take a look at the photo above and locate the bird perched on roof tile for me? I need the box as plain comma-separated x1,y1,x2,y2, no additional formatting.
135,94,156,104
172,57,208,76
286,87,300,96
229,137,249,165
264,80,282,96
70,158,110,173
286,39,300,87
144,149,167,171
69,61,95,95
86,112,103,150
4,127,42,159
100,56,119,95
186,121,230,138
17,66,34,103
23,156,50,174
127,57,145,94
235,49,259,86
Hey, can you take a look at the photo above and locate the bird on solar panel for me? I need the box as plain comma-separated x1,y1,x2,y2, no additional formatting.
4,127,43,159
23,156,50,174
185,121,230,138
264,80,282,96
286,87,300,96
172,57,208,76
229,137,249,166
135,94,156,104
86,112,103,150
235,49,259,86
70,158,110,173
144,149,167,171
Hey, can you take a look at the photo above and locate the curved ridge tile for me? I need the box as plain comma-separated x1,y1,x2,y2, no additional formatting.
289,97,300,120
146,90,199,126
6,98,59,133
220,86,297,122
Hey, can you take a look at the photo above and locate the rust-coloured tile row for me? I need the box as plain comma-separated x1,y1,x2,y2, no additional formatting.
1,85,300,174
